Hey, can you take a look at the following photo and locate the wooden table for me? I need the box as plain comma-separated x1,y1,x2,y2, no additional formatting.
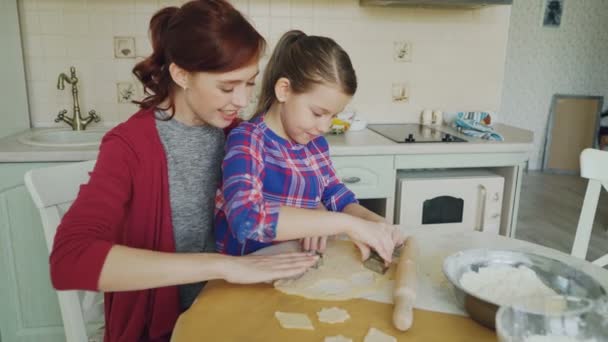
171,228,608,341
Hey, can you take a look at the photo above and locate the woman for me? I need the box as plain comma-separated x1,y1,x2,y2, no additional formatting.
49,1,319,341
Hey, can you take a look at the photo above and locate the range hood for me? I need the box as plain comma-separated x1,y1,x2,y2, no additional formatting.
360,0,512,8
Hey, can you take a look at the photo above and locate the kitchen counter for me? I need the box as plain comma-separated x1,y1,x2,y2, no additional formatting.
0,123,533,162
326,123,534,156
0,127,109,162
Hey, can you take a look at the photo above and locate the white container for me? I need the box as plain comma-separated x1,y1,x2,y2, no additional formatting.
432,110,443,126
421,109,433,125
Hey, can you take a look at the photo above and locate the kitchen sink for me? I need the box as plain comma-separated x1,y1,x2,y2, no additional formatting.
18,128,108,147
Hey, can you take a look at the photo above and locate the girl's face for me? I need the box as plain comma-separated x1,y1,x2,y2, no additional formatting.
173,60,259,127
280,82,352,145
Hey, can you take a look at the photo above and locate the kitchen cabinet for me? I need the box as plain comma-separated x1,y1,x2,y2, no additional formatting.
0,163,67,342
332,155,395,220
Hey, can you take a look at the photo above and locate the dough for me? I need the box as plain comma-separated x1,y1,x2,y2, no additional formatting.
317,307,350,324
274,312,314,330
274,240,395,300
460,265,559,307
363,327,397,342
324,335,353,342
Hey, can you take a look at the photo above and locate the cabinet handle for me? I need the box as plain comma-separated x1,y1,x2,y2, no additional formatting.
343,176,361,184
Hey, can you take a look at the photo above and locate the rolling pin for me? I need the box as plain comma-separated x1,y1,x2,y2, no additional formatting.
392,236,418,331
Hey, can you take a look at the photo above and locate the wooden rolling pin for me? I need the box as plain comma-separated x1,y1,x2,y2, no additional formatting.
392,236,418,331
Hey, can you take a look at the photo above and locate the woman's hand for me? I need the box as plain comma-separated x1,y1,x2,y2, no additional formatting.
301,236,328,253
346,219,399,264
220,252,319,284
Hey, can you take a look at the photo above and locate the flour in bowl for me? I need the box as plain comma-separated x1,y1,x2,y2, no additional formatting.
460,264,558,306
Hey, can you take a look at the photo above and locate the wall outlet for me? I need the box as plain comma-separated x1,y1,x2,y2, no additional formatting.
393,41,412,62
391,83,408,102
117,82,136,103
114,36,136,58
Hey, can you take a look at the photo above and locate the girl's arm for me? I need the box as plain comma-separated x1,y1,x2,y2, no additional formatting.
342,203,387,223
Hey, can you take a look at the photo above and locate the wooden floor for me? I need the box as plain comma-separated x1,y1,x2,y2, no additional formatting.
515,171,608,262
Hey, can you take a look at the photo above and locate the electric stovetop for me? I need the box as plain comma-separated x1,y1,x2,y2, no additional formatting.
367,124,467,143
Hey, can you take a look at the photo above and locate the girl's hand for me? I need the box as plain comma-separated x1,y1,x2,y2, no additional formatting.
346,219,398,264
301,236,328,253
221,253,318,284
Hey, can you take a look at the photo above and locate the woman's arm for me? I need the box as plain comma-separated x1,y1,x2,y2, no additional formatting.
98,245,318,291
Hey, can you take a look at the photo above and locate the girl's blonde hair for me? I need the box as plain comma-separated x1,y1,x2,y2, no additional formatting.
255,30,357,116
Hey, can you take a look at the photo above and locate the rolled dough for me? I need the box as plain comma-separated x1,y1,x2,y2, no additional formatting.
317,307,350,324
274,311,314,330
363,327,397,342
325,335,353,342
274,240,395,300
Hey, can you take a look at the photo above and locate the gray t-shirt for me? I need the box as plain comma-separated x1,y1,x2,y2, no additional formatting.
155,112,225,310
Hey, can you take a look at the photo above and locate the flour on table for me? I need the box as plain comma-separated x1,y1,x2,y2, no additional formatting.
274,240,395,301
317,307,350,324
460,265,559,306
363,327,397,342
324,335,353,342
274,312,314,330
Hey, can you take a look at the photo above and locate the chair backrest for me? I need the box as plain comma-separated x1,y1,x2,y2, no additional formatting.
571,148,608,267
24,160,104,342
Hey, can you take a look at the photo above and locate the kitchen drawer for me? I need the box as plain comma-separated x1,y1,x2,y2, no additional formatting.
331,155,395,199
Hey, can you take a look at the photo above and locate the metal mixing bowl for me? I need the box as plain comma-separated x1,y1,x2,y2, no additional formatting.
442,249,607,329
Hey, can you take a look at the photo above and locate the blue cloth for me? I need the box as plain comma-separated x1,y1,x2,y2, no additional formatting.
453,112,504,141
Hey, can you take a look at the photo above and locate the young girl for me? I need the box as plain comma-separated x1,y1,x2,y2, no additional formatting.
215,30,400,263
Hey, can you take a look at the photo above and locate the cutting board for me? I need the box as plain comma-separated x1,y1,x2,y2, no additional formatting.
171,280,496,341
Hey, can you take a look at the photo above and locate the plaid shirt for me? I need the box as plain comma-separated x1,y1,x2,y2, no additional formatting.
215,115,357,255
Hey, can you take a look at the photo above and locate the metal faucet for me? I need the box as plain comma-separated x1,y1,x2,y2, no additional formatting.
56,66,101,130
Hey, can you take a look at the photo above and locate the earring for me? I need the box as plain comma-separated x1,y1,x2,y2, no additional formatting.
183,85,188,91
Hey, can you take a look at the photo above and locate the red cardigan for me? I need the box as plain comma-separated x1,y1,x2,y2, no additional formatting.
51,109,227,341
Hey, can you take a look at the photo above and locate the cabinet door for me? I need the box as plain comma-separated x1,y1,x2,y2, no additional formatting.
331,155,395,199
0,163,67,342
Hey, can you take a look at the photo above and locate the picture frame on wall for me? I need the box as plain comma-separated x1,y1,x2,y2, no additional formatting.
542,0,564,27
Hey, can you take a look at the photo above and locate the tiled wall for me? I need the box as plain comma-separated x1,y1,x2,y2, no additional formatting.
500,0,608,169
19,0,511,127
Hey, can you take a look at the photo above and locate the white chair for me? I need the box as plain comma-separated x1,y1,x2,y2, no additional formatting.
571,148,608,267
24,160,104,342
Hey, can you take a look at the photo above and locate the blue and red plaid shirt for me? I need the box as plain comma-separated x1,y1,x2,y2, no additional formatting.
214,114,358,255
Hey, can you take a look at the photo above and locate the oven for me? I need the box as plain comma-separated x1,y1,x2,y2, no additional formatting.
394,169,504,234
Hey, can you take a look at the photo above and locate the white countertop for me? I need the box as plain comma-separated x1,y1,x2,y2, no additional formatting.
326,123,534,156
0,123,534,163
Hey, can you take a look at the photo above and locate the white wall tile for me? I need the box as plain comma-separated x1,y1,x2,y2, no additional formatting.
21,11,41,34
24,57,48,81
38,10,64,35
88,11,114,36
112,13,137,35
62,0,87,12
22,0,512,128
41,35,67,57
270,0,290,17
62,10,89,36
22,34,44,57
135,0,158,13
249,0,270,16
291,0,313,18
